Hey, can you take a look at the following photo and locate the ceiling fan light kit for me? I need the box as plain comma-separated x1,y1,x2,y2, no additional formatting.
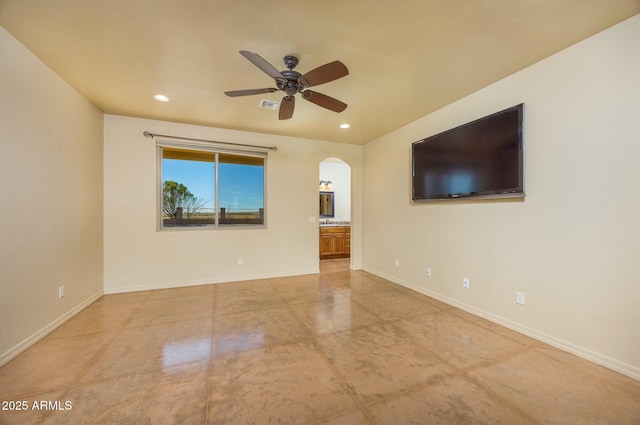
225,51,349,120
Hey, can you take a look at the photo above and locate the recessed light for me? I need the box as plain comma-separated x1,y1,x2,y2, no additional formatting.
153,94,170,102
339,123,350,129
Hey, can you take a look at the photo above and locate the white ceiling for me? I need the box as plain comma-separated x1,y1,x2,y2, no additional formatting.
1,1,639,144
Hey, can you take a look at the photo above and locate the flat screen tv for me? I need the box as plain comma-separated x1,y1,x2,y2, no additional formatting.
412,103,524,202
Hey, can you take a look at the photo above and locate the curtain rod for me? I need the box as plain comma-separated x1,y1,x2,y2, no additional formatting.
143,131,277,151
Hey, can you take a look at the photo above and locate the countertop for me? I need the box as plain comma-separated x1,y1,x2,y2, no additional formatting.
319,221,350,227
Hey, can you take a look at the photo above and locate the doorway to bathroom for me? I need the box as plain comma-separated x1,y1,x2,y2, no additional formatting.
319,158,351,261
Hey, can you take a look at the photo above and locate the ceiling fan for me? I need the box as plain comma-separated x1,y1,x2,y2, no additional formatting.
225,51,349,120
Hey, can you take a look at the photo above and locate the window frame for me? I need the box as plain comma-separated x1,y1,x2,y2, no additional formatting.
156,138,268,231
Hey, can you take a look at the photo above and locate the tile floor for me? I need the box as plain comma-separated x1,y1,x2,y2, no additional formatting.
1,258,639,424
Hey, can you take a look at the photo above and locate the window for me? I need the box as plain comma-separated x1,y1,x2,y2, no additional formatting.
157,140,266,229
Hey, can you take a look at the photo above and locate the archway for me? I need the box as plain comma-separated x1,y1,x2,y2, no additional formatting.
319,158,352,263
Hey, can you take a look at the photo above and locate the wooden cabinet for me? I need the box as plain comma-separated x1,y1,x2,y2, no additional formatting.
319,226,350,259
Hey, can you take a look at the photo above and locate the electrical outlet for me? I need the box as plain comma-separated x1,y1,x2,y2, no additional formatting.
426,267,432,277
516,292,526,305
58,285,65,299
394,258,400,268
462,277,470,288
237,257,244,265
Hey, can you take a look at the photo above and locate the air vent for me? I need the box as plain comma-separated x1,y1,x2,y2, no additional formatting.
259,99,280,110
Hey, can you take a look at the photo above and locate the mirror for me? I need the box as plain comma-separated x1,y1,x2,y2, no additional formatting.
319,192,334,217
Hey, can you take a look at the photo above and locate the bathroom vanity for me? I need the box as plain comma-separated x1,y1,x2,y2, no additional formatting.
319,224,350,259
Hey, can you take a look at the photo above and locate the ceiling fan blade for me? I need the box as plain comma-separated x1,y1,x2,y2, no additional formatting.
302,90,347,113
224,87,277,97
299,61,349,87
279,96,295,120
239,51,287,83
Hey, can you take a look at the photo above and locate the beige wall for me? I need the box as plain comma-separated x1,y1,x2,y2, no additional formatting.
103,115,363,293
362,15,640,378
0,27,104,364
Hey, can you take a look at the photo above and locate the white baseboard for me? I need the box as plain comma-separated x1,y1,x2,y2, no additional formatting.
104,268,320,295
0,290,104,367
363,266,640,381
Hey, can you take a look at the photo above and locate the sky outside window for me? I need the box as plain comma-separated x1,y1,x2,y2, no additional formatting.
219,162,264,211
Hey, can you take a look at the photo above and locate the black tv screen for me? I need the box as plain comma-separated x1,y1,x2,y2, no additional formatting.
412,103,524,201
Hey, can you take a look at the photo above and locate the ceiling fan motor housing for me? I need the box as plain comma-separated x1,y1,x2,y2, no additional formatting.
279,68,304,95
